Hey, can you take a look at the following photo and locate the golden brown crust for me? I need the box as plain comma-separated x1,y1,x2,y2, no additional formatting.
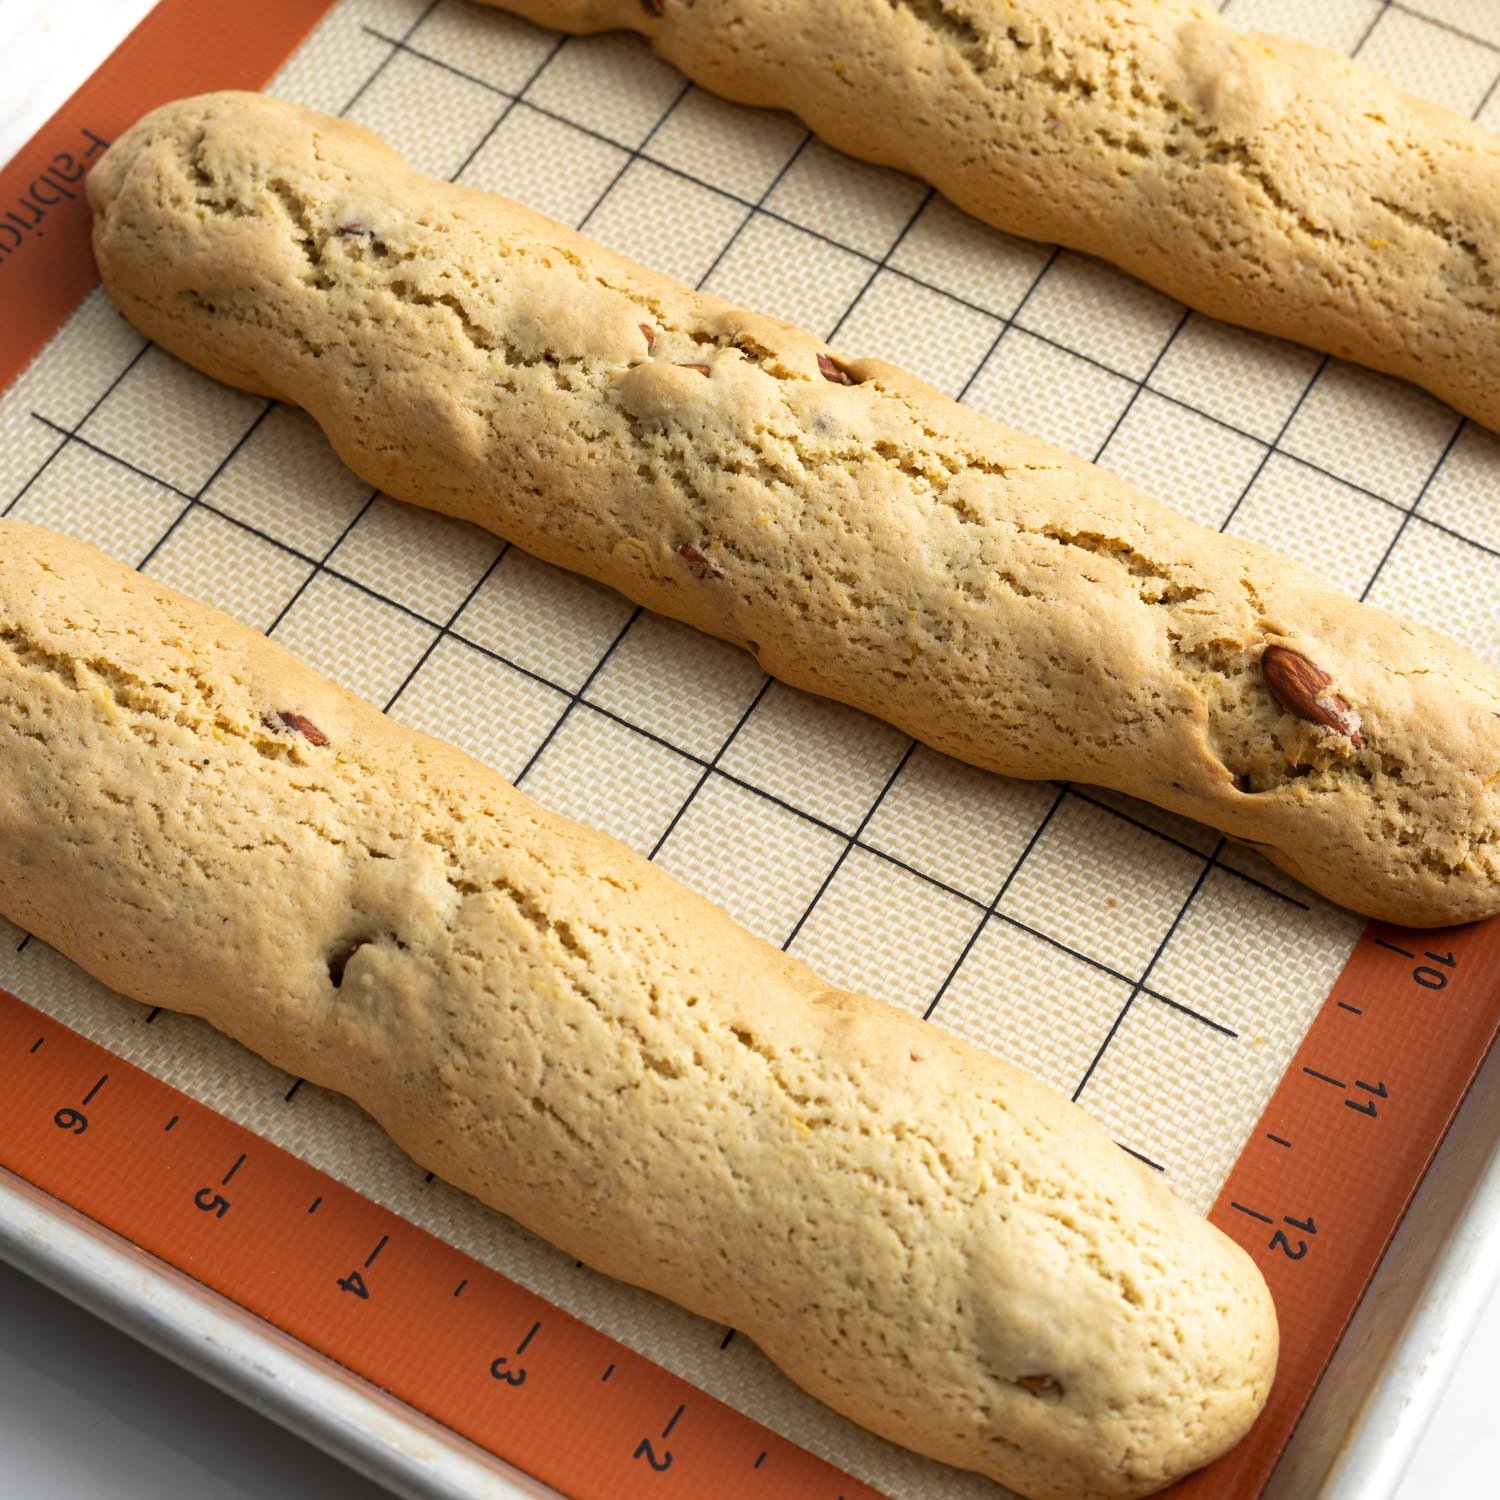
0,517,1276,1497
86,92,1500,925
496,0,1500,432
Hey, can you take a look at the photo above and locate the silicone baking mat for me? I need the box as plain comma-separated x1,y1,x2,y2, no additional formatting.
0,1,1498,1496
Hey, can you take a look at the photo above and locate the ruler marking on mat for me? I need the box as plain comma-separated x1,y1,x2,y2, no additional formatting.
1169,917,1500,1497
1301,1066,1347,1089
0,988,881,1500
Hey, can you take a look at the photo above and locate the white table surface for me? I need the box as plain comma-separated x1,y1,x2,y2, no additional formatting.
0,3,1494,1497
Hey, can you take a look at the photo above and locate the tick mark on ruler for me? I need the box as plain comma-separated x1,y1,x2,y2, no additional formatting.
1266,1133,1292,1148
720,1328,736,1350
308,1196,322,1215
284,1078,303,1102
1231,1202,1274,1225
364,1234,389,1269
516,1320,540,1356
754,1451,767,1469
164,1115,179,1132
28,1036,43,1054
1375,938,1415,960
423,1171,435,1183
1338,1002,1362,1015
453,1278,467,1297
662,1403,685,1439
16,933,31,952
601,1363,615,1382
81,1074,107,1106
144,1008,161,1024
221,1153,246,1185
1303,1066,1346,1089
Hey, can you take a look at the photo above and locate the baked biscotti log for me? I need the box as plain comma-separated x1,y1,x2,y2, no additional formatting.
0,516,1276,1498
492,0,1500,432
87,92,1500,927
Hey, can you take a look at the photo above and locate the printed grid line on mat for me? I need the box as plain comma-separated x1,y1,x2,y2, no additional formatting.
1,0,1498,1495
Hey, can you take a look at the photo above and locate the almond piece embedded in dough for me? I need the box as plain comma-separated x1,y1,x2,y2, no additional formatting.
677,543,724,580
276,710,330,746
817,353,855,385
1262,646,1365,748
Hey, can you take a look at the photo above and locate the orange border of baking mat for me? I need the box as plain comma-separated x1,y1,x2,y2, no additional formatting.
1168,914,1500,1496
2,4,1499,1496
0,987,880,1500
0,0,334,396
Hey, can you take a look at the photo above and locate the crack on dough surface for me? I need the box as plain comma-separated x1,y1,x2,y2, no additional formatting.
85,92,1500,926
514,0,1500,427
0,520,1279,1499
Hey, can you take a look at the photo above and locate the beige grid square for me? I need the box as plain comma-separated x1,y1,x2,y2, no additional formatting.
998,795,1206,981
0,417,66,508
141,507,313,633
786,849,982,1016
700,215,873,337
1418,420,1500,554
78,346,264,496
19,285,146,429
1280,360,1461,503
343,46,504,181
1226,452,1403,595
328,495,502,622
718,681,910,833
266,0,425,116
456,547,635,692
1221,0,1382,51
863,746,1059,903
386,634,569,780
270,569,438,704
1149,312,1323,444
525,30,685,148
1405,0,1500,48
1367,518,1500,667
1098,390,1269,530
888,195,1055,321
654,775,844,946
585,610,767,761
1079,998,1244,1212
763,139,928,260
520,706,702,855
586,159,747,285
458,103,627,227
8,440,184,564
649,88,807,204
966,329,1137,458
835,270,1002,399
1018,252,1184,380
408,0,559,95
202,404,372,560
937,918,1131,1097
1152,867,1361,1037
1358,6,1499,112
